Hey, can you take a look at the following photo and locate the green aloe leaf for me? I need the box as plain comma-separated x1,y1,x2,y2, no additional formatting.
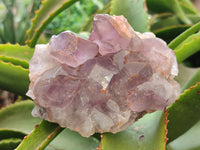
182,69,200,92
0,129,26,140
101,111,168,150
168,21,200,49
178,0,199,15
110,0,149,32
26,0,79,47
0,44,34,69
16,120,63,150
0,138,22,150
17,120,100,150
151,14,200,32
167,82,200,143
0,44,34,62
146,0,173,13
154,25,190,44
0,100,41,134
174,64,199,90
167,120,200,150
147,0,198,15
150,13,199,43
0,61,29,96
0,41,34,96
174,31,200,63
0,55,29,69
46,128,100,150
151,15,182,31
147,0,191,24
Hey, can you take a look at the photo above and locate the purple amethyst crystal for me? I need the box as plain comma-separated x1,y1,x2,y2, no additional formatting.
27,14,180,137
89,14,135,55
49,31,98,67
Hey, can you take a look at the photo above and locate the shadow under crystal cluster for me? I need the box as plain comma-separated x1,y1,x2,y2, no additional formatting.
27,14,180,137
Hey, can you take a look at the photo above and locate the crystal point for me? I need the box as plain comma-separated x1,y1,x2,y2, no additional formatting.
49,31,98,67
89,14,135,55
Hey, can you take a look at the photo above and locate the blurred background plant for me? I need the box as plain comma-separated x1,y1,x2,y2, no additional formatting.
0,0,41,45
45,0,109,36
0,0,109,45
0,0,200,150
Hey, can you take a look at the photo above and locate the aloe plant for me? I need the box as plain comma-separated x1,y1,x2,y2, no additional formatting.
0,0,200,149
0,0,41,45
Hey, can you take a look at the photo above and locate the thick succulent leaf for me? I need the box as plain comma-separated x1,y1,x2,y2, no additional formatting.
0,55,28,69
179,0,199,15
0,61,29,96
167,120,200,150
155,25,190,44
101,111,167,150
147,0,191,24
147,0,198,15
174,64,199,90
174,31,200,63
167,82,200,143
0,138,21,150
182,69,200,91
17,120,100,150
26,0,79,47
151,14,200,43
150,14,200,44
16,120,63,150
0,44,34,62
46,128,100,150
146,0,174,13
110,0,149,32
151,15,181,31
151,14,200,32
0,43,33,96
168,22,200,49
0,44,34,69
0,100,41,134
187,15,200,24
0,129,26,140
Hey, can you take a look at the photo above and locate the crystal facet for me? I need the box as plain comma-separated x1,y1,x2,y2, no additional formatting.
27,14,180,137
49,31,99,67
89,14,135,55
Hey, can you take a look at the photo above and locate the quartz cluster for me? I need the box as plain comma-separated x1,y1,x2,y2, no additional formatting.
27,14,180,137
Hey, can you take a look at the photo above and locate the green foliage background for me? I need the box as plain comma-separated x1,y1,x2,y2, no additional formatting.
0,0,200,150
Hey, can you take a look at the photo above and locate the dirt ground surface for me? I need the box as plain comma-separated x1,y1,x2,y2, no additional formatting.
0,90,16,108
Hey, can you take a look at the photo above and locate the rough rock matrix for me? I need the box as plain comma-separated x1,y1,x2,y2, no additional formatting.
27,14,180,137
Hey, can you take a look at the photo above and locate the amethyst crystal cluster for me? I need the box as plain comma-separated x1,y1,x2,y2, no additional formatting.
27,14,180,137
